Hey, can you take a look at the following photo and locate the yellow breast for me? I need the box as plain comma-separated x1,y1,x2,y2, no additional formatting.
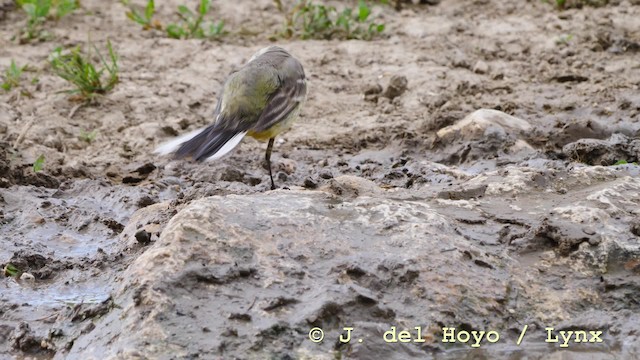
247,105,303,142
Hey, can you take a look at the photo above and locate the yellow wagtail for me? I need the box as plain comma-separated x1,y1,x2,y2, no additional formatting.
155,46,307,190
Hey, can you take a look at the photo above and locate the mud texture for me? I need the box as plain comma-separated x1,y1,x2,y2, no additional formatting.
1,0,640,359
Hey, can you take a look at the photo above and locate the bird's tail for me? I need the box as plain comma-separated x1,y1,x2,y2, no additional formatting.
154,125,247,162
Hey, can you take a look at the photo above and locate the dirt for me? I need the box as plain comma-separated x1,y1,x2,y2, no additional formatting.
1,0,639,359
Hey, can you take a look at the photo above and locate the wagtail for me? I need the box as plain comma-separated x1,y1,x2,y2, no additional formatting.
155,46,307,190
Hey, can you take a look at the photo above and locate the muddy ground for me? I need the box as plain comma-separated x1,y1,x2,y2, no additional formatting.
1,0,640,359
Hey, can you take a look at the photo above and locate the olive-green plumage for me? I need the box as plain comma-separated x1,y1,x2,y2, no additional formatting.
218,67,277,128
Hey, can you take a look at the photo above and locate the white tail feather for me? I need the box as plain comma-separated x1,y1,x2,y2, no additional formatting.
154,127,208,155
204,131,247,161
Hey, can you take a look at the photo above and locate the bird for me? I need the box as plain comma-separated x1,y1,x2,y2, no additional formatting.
154,45,307,190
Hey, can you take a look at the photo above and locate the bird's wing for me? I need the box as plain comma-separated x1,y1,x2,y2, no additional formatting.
252,67,307,133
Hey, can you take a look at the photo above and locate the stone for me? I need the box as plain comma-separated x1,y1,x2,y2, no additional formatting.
382,75,408,100
473,60,489,74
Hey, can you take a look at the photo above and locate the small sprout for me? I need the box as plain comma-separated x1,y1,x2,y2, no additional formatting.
3,263,20,277
277,0,385,40
166,0,226,39
613,160,638,166
1,60,26,91
555,33,574,45
54,0,79,19
16,0,79,42
124,0,162,30
33,154,45,172
79,129,98,143
50,39,119,100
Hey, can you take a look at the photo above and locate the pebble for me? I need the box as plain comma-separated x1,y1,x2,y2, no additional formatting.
473,60,489,74
134,230,152,245
383,75,409,100
277,159,297,175
20,273,35,281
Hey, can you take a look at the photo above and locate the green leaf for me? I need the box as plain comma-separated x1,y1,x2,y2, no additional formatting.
33,154,45,172
177,5,193,19
166,24,184,39
2,60,24,91
145,0,155,21
199,0,211,15
56,0,78,19
358,0,370,22
207,20,225,36
614,160,628,165
35,0,51,18
22,3,37,18
79,129,98,143
126,10,144,24
376,23,384,32
4,263,20,277
10,60,22,76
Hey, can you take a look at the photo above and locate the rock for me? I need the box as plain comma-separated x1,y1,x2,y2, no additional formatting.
437,109,532,141
134,230,152,245
535,217,603,256
473,60,489,74
434,109,536,165
363,83,382,95
363,82,383,103
437,184,488,200
32,172,640,359
450,50,470,69
303,178,317,189
19,272,35,281
119,202,172,249
276,158,297,175
318,170,333,179
549,119,610,148
320,175,382,198
562,133,639,166
66,191,506,359
382,75,408,100
219,167,245,182
553,74,589,83
136,195,157,208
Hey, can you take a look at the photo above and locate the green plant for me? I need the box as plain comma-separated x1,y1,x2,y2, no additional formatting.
33,154,45,172
555,33,574,45
276,0,385,40
79,129,97,143
123,0,162,30
166,0,226,39
50,40,119,100
613,160,638,166
16,0,79,42
3,263,20,277
1,60,26,91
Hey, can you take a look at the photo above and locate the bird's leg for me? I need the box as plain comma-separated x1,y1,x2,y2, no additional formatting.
265,137,276,190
